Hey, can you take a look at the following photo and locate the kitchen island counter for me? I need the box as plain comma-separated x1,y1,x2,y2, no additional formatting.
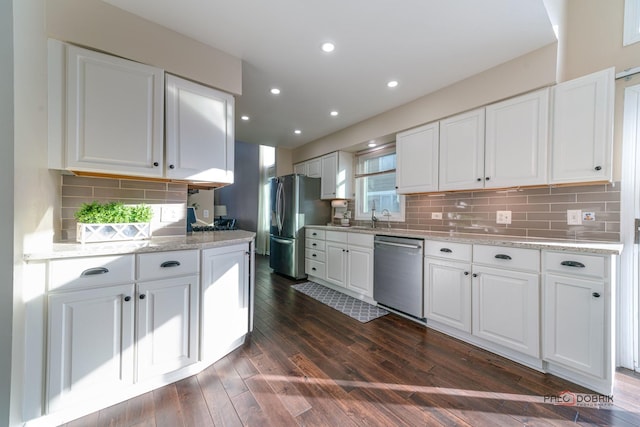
24,230,256,261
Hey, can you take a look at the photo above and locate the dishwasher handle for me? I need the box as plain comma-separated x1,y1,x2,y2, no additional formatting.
375,240,422,250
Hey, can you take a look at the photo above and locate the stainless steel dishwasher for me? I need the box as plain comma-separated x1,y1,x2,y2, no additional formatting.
373,235,425,318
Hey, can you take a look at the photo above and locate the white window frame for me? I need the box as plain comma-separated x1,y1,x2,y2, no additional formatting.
624,0,640,46
354,145,405,222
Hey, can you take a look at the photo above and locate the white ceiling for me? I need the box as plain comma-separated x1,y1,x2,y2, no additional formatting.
103,0,556,149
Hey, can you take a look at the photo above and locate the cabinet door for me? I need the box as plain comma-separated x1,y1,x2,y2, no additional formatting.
294,162,307,175
321,153,338,199
425,258,472,333
347,245,373,297
543,274,605,378
485,89,549,188
137,276,199,381
65,45,164,177
201,244,250,363
439,108,485,191
307,158,322,178
472,265,539,357
550,68,614,184
396,122,439,194
325,241,347,287
48,284,135,413
165,74,235,183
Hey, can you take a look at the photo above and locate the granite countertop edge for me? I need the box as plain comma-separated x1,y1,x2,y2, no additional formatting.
306,225,623,255
24,230,257,261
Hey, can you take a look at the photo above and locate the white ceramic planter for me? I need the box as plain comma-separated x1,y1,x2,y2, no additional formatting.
76,222,151,243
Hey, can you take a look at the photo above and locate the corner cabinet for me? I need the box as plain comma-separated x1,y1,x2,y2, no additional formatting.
396,122,439,194
165,74,234,184
550,68,614,184
321,151,354,199
48,40,165,177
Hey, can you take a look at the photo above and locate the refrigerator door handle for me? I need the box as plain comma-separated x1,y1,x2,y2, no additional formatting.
276,181,283,234
272,237,293,245
280,182,286,232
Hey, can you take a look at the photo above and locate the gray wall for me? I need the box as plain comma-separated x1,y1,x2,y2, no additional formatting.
1,0,14,424
216,140,260,232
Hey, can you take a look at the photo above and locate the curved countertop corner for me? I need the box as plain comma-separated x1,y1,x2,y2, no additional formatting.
306,225,623,255
24,230,256,261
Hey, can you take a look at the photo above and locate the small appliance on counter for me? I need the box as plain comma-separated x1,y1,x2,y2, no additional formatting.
269,174,330,279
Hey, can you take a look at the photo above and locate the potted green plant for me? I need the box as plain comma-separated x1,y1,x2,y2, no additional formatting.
74,201,154,243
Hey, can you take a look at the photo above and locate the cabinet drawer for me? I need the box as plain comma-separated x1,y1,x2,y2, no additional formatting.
543,251,606,279
326,230,348,243
306,238,325,251
425,241,472,262
306,248,326,262
137,250,199,281
305,259,325,278
473,245,540,272
49,255,135,291
306,229,326,240
348,232,373,248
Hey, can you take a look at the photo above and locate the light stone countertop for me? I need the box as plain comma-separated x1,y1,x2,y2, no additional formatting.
306,225,623,255
24,230,256,261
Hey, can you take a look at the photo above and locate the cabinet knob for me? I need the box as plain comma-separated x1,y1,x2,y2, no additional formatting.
485,177,490,181
312,253,317,257
472,273,478,278
477,178,482,182
464,271,469,276
245,251,251,255
595,166,602,171
139,294,146,300
153,162,159,167
592,292,601,298
169,164,175,169
312,243,317,246
312,267,317,271
124,296,131,302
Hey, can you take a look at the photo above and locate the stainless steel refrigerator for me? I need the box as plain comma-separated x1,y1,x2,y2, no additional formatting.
270,174,330,279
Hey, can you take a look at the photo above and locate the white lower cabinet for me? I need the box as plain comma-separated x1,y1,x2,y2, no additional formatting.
324,232,374,298
136,276,199,381
47,283,135,413
471,265,540,357
425,258,472,333
542,251,611,386
201,243,251,363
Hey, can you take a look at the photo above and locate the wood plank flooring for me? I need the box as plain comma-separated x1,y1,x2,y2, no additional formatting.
64,255,640,426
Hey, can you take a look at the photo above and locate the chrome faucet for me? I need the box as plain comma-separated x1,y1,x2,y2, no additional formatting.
381,209,391,228
371,204,378,228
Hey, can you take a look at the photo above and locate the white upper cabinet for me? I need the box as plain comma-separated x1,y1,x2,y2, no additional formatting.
56,42,165,177
294,158,322,178
321,151,354,199
396,122,439,194
165,74,234,184
439,108,486,191
550,68,614,184
485,88,549,188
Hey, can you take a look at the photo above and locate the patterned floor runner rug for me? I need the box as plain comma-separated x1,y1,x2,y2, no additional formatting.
291,281,389,323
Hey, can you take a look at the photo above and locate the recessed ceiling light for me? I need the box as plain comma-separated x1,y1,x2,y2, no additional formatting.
294,129,302,134
321,42,335,53
368,141,377,147
240,115,250,121
330,110,339,117
270,88,281,95
387,80,399,88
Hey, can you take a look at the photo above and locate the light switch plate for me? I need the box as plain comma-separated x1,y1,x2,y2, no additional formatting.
203,209,210,218
431,212,443,220
496,210,512,224
567,209,582,225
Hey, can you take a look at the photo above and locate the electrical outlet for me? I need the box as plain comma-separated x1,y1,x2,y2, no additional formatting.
567,209,582,225
161,206,181,222
203,209,210,218
431,212,443,220
496,210,512,225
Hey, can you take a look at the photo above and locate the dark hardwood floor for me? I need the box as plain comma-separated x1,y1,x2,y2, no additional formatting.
65,255,640,426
